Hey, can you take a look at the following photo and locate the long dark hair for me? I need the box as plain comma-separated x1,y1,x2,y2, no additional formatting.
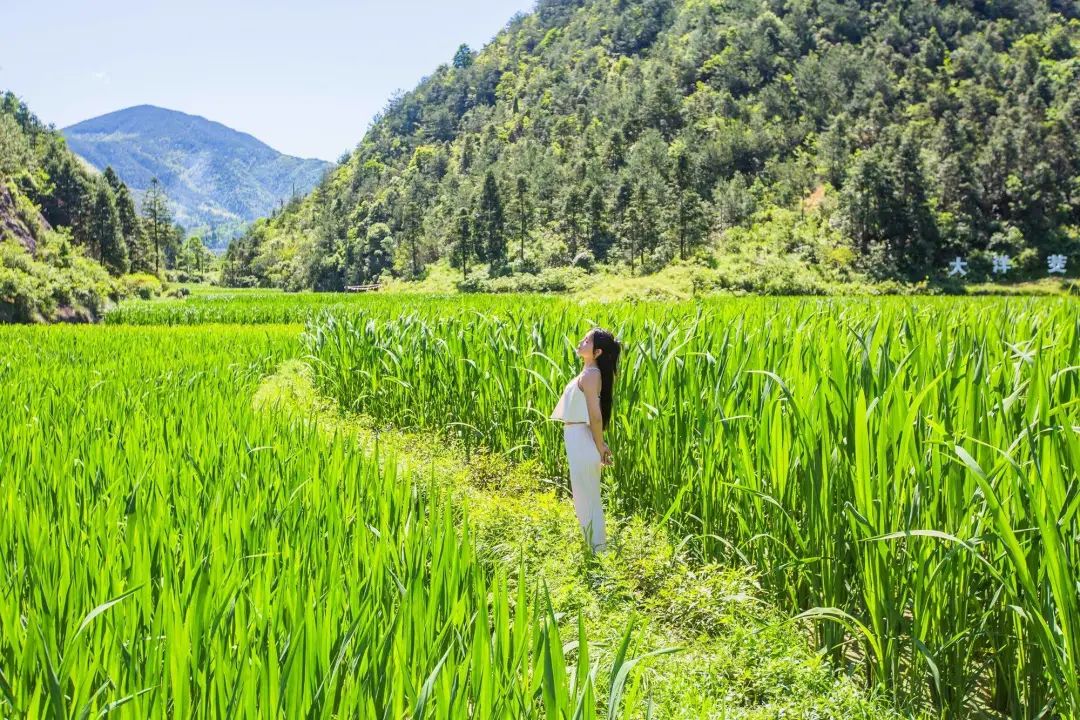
591,328,621,430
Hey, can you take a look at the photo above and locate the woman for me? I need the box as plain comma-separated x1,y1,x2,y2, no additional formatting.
550,327,621,552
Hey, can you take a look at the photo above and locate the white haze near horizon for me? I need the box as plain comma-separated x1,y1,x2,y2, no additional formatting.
0,0,534,162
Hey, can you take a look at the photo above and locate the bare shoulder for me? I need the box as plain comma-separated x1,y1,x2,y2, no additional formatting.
580,367,602,394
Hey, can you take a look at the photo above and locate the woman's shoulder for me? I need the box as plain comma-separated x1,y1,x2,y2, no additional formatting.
576,366,600,382
579,366,602,391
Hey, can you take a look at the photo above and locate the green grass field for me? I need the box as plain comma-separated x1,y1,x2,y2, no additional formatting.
3,291,1078,718
298,295,1080,716
5,326,749,718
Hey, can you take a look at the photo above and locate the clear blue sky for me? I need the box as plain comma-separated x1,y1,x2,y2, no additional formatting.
0,0,534,161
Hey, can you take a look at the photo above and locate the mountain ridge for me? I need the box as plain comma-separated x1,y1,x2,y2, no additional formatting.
63,105,333,248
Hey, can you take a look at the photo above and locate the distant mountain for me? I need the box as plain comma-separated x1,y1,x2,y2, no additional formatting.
63,105,333,249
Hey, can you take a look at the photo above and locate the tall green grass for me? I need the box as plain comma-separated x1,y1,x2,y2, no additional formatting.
304,296,1080,717
0,325,654,718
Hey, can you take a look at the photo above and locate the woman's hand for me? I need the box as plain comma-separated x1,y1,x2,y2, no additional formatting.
598,442,614,467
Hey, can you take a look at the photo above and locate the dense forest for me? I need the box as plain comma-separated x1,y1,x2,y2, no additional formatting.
223,0,1080,291
0,93,213,320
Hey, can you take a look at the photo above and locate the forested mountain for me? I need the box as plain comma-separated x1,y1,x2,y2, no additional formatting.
0,93,187,321
225,0,1080,291
64,106,333,250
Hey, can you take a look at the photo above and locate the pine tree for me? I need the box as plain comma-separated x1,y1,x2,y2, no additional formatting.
116,184,148,271
625,203,642,273
819,116,852,190
454,207,473,280
404,200,422,277
102,166,123,194
841,130,939,278
475,171,506,273
515,176,530,264
362,223,394,282
453,44,475,69
891,130,938,275
39,141,90,232
632,183,658,270
670,149,707,260
672,188,708,260
586,186,611,260
88,178,128,274
141,178,172,274
562,188,583,259
103,167,147,272
165,224,185,270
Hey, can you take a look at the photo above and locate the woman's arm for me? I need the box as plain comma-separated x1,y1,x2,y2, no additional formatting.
580,370,612,465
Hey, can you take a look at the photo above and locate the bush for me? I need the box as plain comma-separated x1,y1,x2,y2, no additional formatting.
714,255,833,295
122,273,164,300
0,231,122,322
507,256,542,275
456,266,590,293
166,270,208,284
0,262,50,322
569,249,596,271
716,202,865,292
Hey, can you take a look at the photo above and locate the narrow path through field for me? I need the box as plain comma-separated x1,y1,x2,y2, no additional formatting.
253,359,900,719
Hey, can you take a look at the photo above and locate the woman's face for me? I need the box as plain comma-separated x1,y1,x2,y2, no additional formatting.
576,330,601,361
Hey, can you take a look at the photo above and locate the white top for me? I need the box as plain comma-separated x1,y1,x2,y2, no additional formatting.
550,370,594,424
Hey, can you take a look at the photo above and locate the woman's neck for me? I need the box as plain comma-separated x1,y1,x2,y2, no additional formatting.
582,359,599,370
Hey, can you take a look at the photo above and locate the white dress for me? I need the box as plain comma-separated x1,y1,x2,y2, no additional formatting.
550,372,606,550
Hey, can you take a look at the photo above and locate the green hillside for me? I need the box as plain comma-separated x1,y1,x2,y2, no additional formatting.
0,92,171,321
224,0,1080,292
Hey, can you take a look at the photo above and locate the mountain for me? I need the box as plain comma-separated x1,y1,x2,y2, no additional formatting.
224,0,1080,291
63,105,333,249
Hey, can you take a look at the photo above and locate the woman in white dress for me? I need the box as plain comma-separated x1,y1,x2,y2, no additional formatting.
550,327,621,552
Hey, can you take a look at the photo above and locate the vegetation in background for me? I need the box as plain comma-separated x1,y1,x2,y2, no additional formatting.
0,93,216,321
223,0,1080,291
